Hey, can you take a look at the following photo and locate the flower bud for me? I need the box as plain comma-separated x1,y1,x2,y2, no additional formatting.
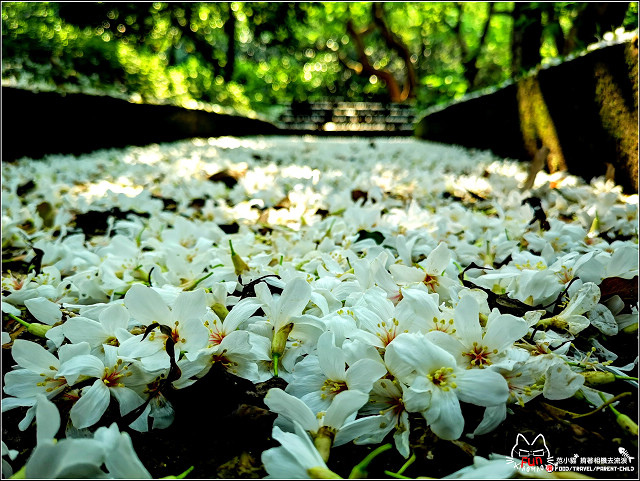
536,316,568,330
307,467,342,479
211,303,229,321
271,323,294,358
581,371,616,386
27,323,53,338
9,314,53,339
616,413,639,437
229,240,249,275
313,426,335,463
271,322,294,377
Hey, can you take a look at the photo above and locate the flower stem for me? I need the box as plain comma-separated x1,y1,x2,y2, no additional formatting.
397,453,416,475
383,473,413,479
598,391,638,437
573,392,631,418
184,271,214,291
348,443,392,479
383,453,416,478
272,353,280,377
161,466,195,479
8,465,26,479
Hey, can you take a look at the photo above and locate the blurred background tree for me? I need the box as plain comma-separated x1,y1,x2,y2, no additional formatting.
2,2,637,119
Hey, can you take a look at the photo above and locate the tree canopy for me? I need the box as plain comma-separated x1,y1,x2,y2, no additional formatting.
2,2,637,117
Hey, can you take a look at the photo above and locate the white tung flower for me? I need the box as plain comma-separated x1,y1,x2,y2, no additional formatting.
262,421,337,479
385,332,509,440
250,277,324,378
265,387,368,461
427,295,529,370
55,345,147,429
24,422,151,479
536,282,601,335
285,330,387,413
124,284,210,370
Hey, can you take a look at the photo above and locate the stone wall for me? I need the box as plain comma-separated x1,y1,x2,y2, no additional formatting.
415,37,639,194
2,87,280,161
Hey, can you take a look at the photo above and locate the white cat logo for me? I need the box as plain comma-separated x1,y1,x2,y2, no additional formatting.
509,433,555,470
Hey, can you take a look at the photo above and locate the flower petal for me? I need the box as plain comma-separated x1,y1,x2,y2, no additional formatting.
62,317,107,346
393,411,411,458
99,304,130,333
454,295,482,343
424,242,450,275
482,314,528,351
11,340,59,373
317,331,346,381
57,342,91,365
275,277,311,326
25,438,106,479
223,298,261,332
345,359,387,393
385,333,456,382
543,362,585,400
57,355,105,385
264,388,318,432
35,394,60,444
470,404,507,437
455,368,509,407
24,298,62,326
69,380,111,429
171,289,207,323
110,387,145,416
124,284,171,326
98,425,152,479
334,414,393,447
426,388,463,440
324,390,369,429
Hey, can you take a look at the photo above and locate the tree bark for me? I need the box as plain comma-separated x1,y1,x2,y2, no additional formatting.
453,2,495,88
343,4,418,103
345,19,404,102
176,4,223,78
372,3,417,99
511,3,543,76
224,5,236,82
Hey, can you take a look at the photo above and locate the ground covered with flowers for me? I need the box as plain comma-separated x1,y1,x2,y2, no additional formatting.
2,136,638,479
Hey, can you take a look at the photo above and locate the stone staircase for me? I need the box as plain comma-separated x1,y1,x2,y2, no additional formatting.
277,100,417,134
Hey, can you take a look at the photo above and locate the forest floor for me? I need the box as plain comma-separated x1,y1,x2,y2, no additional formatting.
2,136,638,478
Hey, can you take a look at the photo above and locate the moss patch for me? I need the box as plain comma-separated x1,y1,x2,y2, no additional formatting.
516,75,567,173
594,61,639,192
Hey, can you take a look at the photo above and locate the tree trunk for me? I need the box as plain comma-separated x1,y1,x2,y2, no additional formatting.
563,3,630,54
343,4,418,103
511,3,543,76
345,19,404,102
224,5,236,82
372,3,417,99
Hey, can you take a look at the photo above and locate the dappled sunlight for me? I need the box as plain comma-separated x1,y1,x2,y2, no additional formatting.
2,2,639,478
2,135,638,479
74,178,144,200
6,3,634,118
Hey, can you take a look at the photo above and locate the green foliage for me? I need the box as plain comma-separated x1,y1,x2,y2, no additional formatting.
2,2,637,118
